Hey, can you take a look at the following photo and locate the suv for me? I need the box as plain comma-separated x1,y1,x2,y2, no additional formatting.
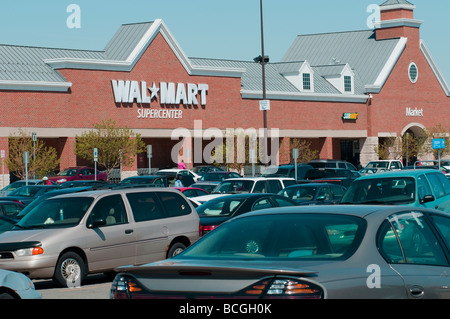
308,159,357,171
0,188,199,287
341,169,450,213
192,177,297,204
363,160,403,173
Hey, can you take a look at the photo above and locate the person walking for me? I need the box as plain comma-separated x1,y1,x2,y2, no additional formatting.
178,159,186,169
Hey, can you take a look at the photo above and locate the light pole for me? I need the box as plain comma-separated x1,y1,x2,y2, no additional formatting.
258,0,268,165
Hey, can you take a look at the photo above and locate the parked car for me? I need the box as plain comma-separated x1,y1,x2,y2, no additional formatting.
120,175,168,187
190,182,220,193
0,185,60,206
198,193,297,236
48,166,107,184
0,269,41,299
302,168,359,188
191,165,224,176
112,205,450,299
173,187,209,198
341,169,450,213
198,171,241,182
59,180,107,188
0,188,199,288
156,169,201,186
261,164,313,181
0,216,19,234
192,177,297,204
365,160,403,172
278,183,346,205
308,159,357,171
0,179,47,197
0,200,25,219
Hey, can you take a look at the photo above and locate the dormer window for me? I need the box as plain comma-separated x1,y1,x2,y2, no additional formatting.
303,73,311,90
344,75,352,92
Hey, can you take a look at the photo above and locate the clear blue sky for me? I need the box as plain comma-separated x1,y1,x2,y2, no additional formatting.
2,0,449,83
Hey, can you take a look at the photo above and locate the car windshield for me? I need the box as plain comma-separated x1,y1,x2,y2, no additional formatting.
58,169,79,176
178,213,366,260
10,186,42,197
14,197,94,229
212,180,254,194
366,162,389,169
279,186,318,200
197,197,246,217
341,177,415,204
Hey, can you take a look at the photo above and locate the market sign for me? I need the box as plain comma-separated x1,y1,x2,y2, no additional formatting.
112,80,209,119
342,112,358,120
406,107,423,117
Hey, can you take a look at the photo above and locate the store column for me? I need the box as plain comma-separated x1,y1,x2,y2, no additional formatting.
59,137,77,169
0,137,9,187
320,137,334,159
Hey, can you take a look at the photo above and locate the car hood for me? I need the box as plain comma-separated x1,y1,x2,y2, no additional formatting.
0,228,61,244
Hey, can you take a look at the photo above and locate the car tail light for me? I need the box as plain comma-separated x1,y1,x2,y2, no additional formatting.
241,278,323,299
200,225,218,236
13,200,24,205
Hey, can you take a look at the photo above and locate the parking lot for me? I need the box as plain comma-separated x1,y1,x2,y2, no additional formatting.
35,275,111,299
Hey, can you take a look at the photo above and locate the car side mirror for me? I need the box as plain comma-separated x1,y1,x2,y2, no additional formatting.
87,219,106,228
420,195,435,204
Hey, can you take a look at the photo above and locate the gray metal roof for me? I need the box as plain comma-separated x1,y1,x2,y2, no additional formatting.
282,30,401,88
104,22,154,61
380,0,414,6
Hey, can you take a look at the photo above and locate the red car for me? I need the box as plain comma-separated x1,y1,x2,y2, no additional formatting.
48,166,107,184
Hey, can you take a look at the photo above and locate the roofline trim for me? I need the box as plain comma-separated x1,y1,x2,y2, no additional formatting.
0,80,72,92
241,89,369,103
374,18,423,29
420,40,450,97
366,37,407,93
44,19,245,77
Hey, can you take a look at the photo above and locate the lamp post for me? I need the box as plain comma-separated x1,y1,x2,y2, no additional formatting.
258,0,268,165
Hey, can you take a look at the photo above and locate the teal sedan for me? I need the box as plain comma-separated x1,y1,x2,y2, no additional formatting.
341,169,450,213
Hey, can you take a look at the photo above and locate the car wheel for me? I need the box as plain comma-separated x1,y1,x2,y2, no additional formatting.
0,292,16,299
167,242,186,258
53,252,86,288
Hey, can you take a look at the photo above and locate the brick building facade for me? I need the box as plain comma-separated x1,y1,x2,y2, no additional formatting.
0,0,448,183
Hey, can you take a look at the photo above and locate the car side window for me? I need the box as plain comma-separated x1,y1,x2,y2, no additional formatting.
267,180,282,193
429,214,450,252
435,173,450,195
3,204,22,218
156,192,191,218
88,195,128,226
127,192,165,222
417,174,432,200
426,173,446,199
253,181,267,193
252,198,273,211
378,211,448,266
330,185,345,199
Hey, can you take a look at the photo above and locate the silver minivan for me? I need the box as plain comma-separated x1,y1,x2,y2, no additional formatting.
0,188,199,287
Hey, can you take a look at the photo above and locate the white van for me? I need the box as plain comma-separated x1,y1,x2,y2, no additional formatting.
0,188,199,287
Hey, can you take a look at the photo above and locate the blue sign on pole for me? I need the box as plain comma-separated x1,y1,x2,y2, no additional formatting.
432,139,446,150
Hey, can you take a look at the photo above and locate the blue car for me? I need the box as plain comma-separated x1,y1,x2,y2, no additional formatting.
341,169,450,213
0,269,41,299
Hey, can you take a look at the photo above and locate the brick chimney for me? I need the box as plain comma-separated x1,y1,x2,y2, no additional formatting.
375,0,422,43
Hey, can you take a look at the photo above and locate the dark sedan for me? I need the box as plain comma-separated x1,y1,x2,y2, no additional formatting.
112,205,450,299
198,171,241,182
197,193,297,236
0,215,19,234
120,176,168,187
278,183,346,205
0,185,60,206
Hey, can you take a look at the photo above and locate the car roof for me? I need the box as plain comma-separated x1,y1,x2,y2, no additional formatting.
356,169,439,179
234,204,418,219
49,186,181,200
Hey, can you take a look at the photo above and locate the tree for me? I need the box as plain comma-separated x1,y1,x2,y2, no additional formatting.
290,139,319,163
7,129,60,180
75,119,146,180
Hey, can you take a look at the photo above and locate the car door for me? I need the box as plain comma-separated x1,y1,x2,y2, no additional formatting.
126,191,171,264
425,172,450,213
84,194,136,271
378,211,450,299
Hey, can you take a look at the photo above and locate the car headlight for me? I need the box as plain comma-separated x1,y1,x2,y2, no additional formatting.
57,178,67,183
15,247,44,257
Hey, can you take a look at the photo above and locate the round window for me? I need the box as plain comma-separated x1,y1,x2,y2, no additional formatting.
408,62,418,83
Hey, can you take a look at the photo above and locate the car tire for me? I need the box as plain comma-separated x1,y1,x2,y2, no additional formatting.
0,292,16,299
53,252,86,288
167,242,186,258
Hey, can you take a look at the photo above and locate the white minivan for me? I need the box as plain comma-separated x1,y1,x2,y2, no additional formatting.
0,188,199,287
